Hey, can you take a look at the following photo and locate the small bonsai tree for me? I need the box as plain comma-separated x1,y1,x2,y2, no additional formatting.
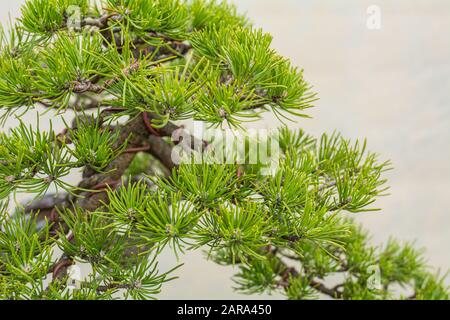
0,0,448,300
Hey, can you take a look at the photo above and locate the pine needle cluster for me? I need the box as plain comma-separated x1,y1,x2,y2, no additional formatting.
0,0,447,300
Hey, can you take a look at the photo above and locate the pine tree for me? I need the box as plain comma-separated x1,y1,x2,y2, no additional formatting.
0,0,448,300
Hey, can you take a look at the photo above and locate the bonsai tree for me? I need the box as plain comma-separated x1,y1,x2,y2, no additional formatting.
0,0,448,300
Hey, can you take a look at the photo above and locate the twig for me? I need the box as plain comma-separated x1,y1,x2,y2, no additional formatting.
123,145,151,154
142,112,160,136
277,264,344,299
51,257,74,281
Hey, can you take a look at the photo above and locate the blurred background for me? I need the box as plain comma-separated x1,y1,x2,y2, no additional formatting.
1,0,449,299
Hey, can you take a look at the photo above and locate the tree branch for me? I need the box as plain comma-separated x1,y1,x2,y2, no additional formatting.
277,263,344,299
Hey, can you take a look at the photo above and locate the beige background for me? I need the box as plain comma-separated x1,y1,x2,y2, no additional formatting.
1,1,449,299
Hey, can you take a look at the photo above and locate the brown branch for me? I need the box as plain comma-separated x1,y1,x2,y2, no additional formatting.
142,112,161,136
41,116,151,286
309,279,344,299
96,283,133,292
25,113,201,288
79,13,121,29
145,113,208,151
123,145,151,154
75,116,150,210
277,263,344,299
50,257,74,282
146,135,176,171
260,246,345,299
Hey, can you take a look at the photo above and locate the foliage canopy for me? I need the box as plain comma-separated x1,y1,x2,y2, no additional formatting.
0,0,447,300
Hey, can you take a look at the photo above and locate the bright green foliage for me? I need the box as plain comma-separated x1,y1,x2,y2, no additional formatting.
190,27,316,126
33,33,107,108
0,0,447,300
0,120,73,198
0,116,125,199
65,116,126,171
20,0,91,36
105,0,190,39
